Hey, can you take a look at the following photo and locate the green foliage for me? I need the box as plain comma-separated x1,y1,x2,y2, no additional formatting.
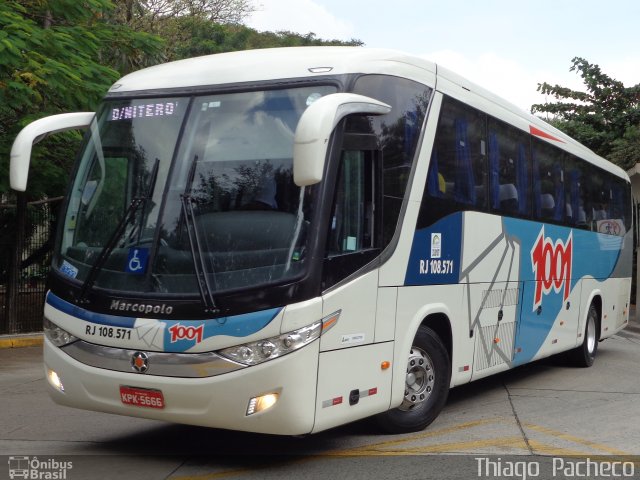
532,57,640,169
161,17,362,61
609,125,640,170
1,0,361,200
0,0,163,199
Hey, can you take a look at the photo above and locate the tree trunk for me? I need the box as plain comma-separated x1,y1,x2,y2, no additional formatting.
44,10,52,29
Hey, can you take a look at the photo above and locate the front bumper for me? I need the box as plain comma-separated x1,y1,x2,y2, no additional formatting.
44,336,320,435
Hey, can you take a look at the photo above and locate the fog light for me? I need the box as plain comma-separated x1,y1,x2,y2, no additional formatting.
47,369,65,392
246,392,279,416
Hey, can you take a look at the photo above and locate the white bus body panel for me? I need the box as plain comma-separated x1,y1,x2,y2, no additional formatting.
313,341,394,433
320,270,378,352
44,336,319,435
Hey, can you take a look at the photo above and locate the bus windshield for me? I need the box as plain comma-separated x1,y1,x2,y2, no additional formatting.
56,85,337,296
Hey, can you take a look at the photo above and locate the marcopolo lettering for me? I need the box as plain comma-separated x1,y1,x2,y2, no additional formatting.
110,299,173,315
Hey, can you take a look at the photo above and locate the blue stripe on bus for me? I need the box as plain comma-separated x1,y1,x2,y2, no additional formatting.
503,218,623,365
404,213,462,286
161,309,281,352
45,292,282,346
405,212,626,365
46,292,136,328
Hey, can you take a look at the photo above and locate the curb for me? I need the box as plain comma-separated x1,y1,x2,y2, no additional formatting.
0,334,44,349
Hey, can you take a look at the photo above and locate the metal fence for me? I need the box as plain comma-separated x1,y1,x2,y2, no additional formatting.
0,197,62,334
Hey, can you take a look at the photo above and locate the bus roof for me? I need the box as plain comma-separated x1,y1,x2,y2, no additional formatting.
108,47,627,181
108,46,434,93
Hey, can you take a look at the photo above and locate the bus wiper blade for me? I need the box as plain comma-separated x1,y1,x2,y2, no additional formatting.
77,159,160,304
180,156,220,315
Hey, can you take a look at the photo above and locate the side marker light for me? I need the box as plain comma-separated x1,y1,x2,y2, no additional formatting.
321,310,341,334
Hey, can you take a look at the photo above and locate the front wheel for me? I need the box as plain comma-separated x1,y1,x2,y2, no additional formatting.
567,304,599,367
376,325,450,434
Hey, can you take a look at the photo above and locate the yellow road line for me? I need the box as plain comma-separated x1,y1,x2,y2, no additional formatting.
524,423,630,456
398,436,528,455
171,468,254,480
338,417,503,454
527,439,592,457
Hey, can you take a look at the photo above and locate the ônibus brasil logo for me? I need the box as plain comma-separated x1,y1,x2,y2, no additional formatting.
168,323,204,344
530,227,573,311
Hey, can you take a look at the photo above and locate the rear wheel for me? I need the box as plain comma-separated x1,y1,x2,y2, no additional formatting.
376,325,450,433
568,303,599,367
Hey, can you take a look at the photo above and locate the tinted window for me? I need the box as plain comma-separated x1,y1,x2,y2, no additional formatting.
421,97,487,227
565,156,589,228
532,139,565,223
350,75,432,246
487,118,531,217
327,150,376,255
419,94,630,237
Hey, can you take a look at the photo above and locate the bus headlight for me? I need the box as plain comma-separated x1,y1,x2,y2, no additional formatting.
218,321,322,366
44,317,78,347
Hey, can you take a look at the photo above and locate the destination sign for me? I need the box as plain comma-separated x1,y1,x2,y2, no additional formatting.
109,101,178,121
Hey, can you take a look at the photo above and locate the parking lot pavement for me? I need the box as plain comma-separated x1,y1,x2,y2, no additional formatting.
1,326,640,480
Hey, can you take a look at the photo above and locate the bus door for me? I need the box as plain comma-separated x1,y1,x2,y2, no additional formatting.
313,132,394,432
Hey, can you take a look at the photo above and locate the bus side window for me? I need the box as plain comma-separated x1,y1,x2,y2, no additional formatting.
351,75,432,247
533,139,565,223
322,132,382,289
586,167,607,229
326,149,376,255
487,118,531,217
420,97,486,228
565,156,589,228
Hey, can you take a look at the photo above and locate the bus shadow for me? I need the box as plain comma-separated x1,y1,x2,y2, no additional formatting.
445,347,616,408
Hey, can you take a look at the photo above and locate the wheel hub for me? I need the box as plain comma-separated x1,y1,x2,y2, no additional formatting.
400,346,435,411
586,312,597,354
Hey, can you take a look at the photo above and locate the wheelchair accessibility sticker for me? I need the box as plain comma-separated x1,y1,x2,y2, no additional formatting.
126,247,149,275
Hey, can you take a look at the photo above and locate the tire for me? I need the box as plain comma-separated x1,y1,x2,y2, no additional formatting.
376,325,450,434
568,303,599,367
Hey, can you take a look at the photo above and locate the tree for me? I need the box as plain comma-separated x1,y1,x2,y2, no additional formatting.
112,0,255,32
0,0,162,332
0,0,163,198
532,57,640,170
140,15,363,62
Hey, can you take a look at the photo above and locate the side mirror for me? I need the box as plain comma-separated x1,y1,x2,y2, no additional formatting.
293,93,391,186
10,112,95,192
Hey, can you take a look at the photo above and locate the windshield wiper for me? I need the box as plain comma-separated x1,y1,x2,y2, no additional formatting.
180,156,220,315
77,158,160,304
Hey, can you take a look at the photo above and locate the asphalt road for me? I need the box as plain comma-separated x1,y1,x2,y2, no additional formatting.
2,326,640,480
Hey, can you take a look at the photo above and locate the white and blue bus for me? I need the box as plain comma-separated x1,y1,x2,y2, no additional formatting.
10,47,632,435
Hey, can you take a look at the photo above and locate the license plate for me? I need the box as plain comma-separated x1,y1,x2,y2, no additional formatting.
120,386,165,409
